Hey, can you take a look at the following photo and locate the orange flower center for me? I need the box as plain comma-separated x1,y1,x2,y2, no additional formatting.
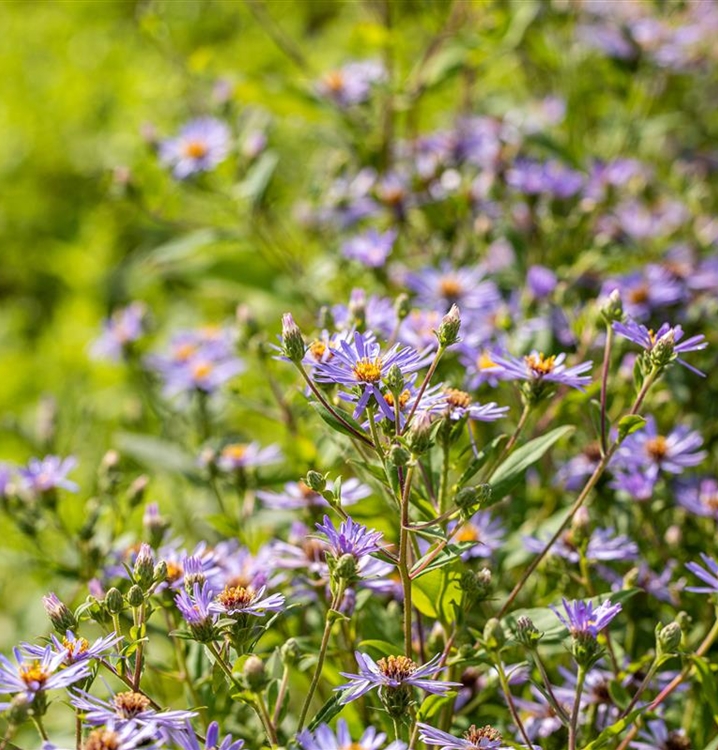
217,585,256,610
20,662,50,687
444,388,472,409
377,655,417,680
309,340,328,361
62,637,89,658
628,285,649,304
464,725,502,746
166,562,183,583
183,140,209,159
353,357,382,383
175,343,197,361
646,435,668,461
456,524,479,543
324,70,345,92
525,353,556,375
222,444,247,462
84,729,121,750
439,277,463,299
113,691,151,718
384,390,411,409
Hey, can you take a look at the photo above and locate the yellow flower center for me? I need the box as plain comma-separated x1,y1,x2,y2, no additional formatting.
477,351,498,370
84,729,121,750
217,585,256,610
439,277,463,299
222,444,248,462
309,340,328,361
456,525,479,543
444,388,472,409
192,361,214,379
377,655,417,680
19,662,50,687
166,562,183,583
113,691,151,718
175,343,197,361
525,353,556,375
646,435,668,461
62,636,89,658
464,725,502,747
183,139,209,159
324,70,345,92
384,390,411,409
353,357,382,383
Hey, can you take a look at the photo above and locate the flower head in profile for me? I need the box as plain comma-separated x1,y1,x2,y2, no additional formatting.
209,584,284,618
24,631,121,666
316,60,386,107
298,718,405,750
214,442,282,473
613,318,707,376
175,583,218,642
417,723,507,750
169,719,245,750
20,456,78,495
316,515,383,561
160,117,230,179
676,477,718,519
430,388,509,423
313,331,431,420
336,652,459,704
257,477,370,511
493,351,592,391
552,598,622,639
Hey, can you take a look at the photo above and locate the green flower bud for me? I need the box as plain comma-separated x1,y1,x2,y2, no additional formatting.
394,293,411,321
153,560,168,584
281,637,301,666
126,475,149,508
456,484,491,518
105,587,124,615
389,444,411,468
650,330,676,370
42,593,77,634
657,621,682,655
133,544,155,589
483,618,506,651
127,584,144,608
436,304,461,347
601,289,624,324
243,655,269,692
514,615,543,650
571,632,603,669
6,692,32,725
281,313,305,363
385,364,405,396
304,471,327,493
334,553,358,582
406,413,434,455
318,305,335,330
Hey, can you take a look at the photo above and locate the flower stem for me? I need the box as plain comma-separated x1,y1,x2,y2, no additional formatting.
568,666,586,750
401,345,445,435
599,325,613,455
399,464,415,657
272,664,290,726
495,660,535,750
256,692,279,747
132,602,146,690
297,591,342,732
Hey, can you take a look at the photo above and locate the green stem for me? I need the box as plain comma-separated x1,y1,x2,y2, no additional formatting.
495,660,534,750
256,692,278,746
437,437,451,514
132,603,145,690
532,651,570,723
568,666,586,750
399,464,415,657
599,325,613,454
401,345,446,435
272,664,290,726
297,591,343,731
483,401,531,480
32,716,48,742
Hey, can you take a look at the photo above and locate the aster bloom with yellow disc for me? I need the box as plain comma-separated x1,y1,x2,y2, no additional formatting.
70,689,195,731
24,630,122,665
208,584,285,617
613,318,708,376
313,331,432,420
215,441,282,473
336,652,460,703
160,117,231,179
417,722,508,750
493,350,592,390
42,719,161,750
0,645,90,709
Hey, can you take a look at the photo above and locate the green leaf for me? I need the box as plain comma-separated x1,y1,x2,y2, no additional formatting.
617,415,646,442
310,402,366,441
489,425,575,502
692,655,718,725
413,567,463,625
238,151,279,206
357,640,399,658
456,435,506,488
308,693,345,731
114,432,199,477
581,706,646,750
417,693,454,722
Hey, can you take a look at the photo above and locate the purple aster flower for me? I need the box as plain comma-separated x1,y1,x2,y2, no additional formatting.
554,665,619,730
298,718,405,750
214,442,282,473
601,266,685,321
91,302,146,361
613,318,707,375
0,463,11,498
257,477,370,510
405,263,501,315
44,720,160,750
555,443,603,491
20,456,78,494
175,582,218,641
609,469,657,501
506,158,583,199
397,310,444,351
417,723,507,750
71,689,195,731
313,331,432,421
169,720,244,750
526,266,557,299
336,652,460,703
613,416,706,477
492,351,592,390
458,345,508,389
316,515,383,560
427,388,509,422
159,117,230,179
332,290,397,340
449,511,505,560
24,631,121,665
631,719,690,750
342,229,396,267
685,553,718,594
512,686,566,741
0,645,90,707
552,598,622,638
524,527,637,564
316,60,386,107
209,584,284,618
676,476,718,519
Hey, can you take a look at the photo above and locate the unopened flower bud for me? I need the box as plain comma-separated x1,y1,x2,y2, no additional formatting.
483,618,506,651
133,543,155,589
127,584,144,608
657,622,682,655
601,289,624,324
243,655,268,692
514,616,543,650
143,503,169,547
389,444,411,468
437,304,461,347
406,412,434,454
126,475,149,508
385,364,405,396
456,484,491,517
334,553,358,582
281,638,301,666
105,587,124,615
153,560,168,584
42,593,77,634
394,293,411,321
6,693,31,725
650,331,675,370
571,633,603,669
281,313,305,363
304,471,327,493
